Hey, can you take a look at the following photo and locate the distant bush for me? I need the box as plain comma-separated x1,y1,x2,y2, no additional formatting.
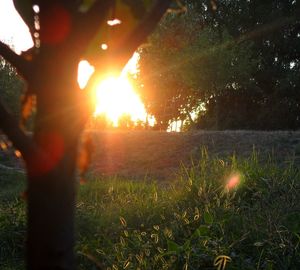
0,57,23,118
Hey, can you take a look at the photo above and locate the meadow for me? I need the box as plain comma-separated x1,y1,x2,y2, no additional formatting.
0,131,300,269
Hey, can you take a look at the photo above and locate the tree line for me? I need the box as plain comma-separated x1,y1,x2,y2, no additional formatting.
1,1,300,133
137,0,300,130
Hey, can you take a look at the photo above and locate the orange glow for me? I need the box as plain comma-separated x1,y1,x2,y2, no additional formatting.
94,76,147,126
226,173,241,190
29,132,64,176
40,3,71,44
0,141,7,150
14,150,22,158
78,53,149,127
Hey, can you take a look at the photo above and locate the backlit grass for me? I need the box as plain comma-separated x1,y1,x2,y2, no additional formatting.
76,150,300,269
0,149,299,269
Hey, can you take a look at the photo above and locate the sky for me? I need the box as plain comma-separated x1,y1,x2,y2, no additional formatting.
0,0,33,54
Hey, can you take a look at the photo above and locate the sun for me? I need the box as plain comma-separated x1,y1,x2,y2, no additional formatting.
94,76,147,126
77,53,148,127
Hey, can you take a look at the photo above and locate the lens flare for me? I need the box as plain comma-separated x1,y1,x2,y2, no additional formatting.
226,173,241,190
77,60,94,89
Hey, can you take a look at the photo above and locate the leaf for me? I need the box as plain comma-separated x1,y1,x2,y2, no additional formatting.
77,134,94,181
13,0,34,33
204,211,213,224
197,225,209,236
20,92,36,129
284,212,300,233
191,225,209,239
167,240,180,253
182,240,190,251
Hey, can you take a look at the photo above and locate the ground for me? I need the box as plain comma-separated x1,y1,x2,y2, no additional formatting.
89,130,300,180
1,130,300,179
1,130,300,269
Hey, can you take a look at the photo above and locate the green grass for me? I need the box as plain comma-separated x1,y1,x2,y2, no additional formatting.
0,170,26,270
1,150,300,269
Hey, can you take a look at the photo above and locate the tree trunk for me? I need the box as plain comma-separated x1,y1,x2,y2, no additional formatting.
25,69,83,269
26,145,78,270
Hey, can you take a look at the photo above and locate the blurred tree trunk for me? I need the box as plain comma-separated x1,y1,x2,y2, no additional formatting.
27,145,78,269
25,66,83,269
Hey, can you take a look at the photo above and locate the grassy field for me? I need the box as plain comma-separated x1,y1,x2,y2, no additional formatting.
0,131,300,269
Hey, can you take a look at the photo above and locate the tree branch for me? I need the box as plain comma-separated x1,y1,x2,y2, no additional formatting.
69,0,114,55
114,0,172,68
237,14,299,44
85,0,171,87
0,41,32,81
0,98,35,161
90,0,172,73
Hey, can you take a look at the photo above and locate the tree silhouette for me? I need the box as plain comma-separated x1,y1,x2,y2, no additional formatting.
0,1,171,269
139,0,300,130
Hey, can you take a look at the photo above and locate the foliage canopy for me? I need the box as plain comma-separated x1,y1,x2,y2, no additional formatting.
138,0,300,130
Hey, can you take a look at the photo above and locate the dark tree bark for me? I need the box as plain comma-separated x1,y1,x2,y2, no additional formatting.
27,148,78,269
25,73,82,269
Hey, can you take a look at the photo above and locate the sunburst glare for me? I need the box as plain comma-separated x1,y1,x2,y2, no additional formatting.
77,53,149,127
94,76,147,126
